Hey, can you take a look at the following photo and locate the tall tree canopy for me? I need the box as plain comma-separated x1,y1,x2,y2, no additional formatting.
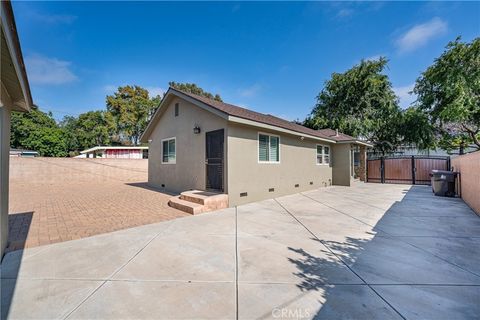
10,107,67,157
414,37,480,153
305,58,402,153
106,85,161,145
60,111,115,153
169,82,222,101
400,107,436,151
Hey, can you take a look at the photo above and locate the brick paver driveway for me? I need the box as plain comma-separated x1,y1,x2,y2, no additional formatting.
1,183,479,319
7,157,187,251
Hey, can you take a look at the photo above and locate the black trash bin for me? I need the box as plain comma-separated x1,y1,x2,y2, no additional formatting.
430,170,458,197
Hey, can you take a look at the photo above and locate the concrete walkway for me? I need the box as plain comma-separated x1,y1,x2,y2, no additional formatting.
1,183,479,319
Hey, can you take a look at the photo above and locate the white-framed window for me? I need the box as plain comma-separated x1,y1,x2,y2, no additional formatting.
258,133,280,163
316,145,330,165
162,137,176,164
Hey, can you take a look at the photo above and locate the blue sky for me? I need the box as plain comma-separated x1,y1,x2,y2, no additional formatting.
13,1,480,121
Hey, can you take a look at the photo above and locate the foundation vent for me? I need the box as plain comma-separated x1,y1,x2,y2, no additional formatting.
240,192,248,197
268,188,274,192
294,184,299,188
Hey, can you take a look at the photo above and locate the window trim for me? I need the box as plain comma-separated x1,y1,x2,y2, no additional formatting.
257,132,281,164
316,144,331,166
161,137,176,164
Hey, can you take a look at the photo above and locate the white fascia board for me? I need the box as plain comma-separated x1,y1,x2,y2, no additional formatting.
0,20,31,111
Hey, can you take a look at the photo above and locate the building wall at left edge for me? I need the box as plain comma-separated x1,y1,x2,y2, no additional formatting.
1,89,12,260
1,0,34,260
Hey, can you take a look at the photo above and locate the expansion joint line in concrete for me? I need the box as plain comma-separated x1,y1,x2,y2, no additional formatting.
63,224,173,319
273,198,407,320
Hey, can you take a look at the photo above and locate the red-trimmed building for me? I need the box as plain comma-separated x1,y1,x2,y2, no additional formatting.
79,146,148,159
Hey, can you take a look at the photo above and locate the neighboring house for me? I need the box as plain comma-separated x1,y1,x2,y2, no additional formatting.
10,149,39,157
1,1,33,258
79,146,148,159
141,87,371,209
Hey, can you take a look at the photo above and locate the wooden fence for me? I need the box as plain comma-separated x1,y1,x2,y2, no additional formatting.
367,156,450,185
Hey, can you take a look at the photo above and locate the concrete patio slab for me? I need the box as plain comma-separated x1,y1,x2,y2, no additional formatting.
112,233,235,281
395,236,480,276
1,279,102,320
68,281,236,319
326,235,480,285
236,200,311,238
0,225,169,280
237,235,362,285
372,285,480,320
2,183,479,319
238,283,402,320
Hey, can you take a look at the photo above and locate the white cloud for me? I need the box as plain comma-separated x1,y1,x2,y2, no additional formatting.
393,84,416,109
238,83,262,98
336,8,354,18
25,54,78,85
146,87,165,98
395,17,447,53
31,12,77,24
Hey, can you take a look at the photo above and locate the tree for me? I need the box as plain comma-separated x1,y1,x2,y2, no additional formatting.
400,107,436,151
59,115,80,153
414,37,480,153
106,85,160,145
169,82,222,101
10,107,68,157
62,111,115,151
305,58,402,153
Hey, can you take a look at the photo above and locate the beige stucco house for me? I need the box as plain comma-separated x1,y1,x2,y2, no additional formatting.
1,1,33,258
141,87,370,210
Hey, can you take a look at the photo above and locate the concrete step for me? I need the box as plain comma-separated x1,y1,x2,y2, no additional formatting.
168,196,205,215
180,190,229,210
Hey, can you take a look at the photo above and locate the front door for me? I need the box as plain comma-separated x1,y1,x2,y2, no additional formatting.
205,129,224,191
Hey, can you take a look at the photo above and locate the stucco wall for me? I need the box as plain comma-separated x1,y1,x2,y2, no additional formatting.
452,151,480,215
148,97,228,193
332,143,353,186
227,123,334,206
1,105,12,259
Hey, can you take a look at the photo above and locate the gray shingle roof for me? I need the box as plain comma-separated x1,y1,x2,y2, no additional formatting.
170,87,352,142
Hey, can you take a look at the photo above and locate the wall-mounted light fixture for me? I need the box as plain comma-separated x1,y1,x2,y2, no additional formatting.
193,125,201,134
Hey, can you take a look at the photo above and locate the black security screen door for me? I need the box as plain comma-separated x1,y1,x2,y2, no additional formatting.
205,129,224,191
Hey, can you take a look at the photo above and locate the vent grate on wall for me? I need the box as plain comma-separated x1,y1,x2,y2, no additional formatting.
240,192,248,197
294,184,299,188
268,188,274,192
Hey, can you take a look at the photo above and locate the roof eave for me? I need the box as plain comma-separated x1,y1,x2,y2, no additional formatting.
336,140,374,147
228,116,337,144
1,1,33,112
140,88,229,143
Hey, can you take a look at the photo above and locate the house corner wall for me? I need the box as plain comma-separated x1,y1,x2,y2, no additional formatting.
332,143,352,186
0,105,12,259
358,145,367,182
